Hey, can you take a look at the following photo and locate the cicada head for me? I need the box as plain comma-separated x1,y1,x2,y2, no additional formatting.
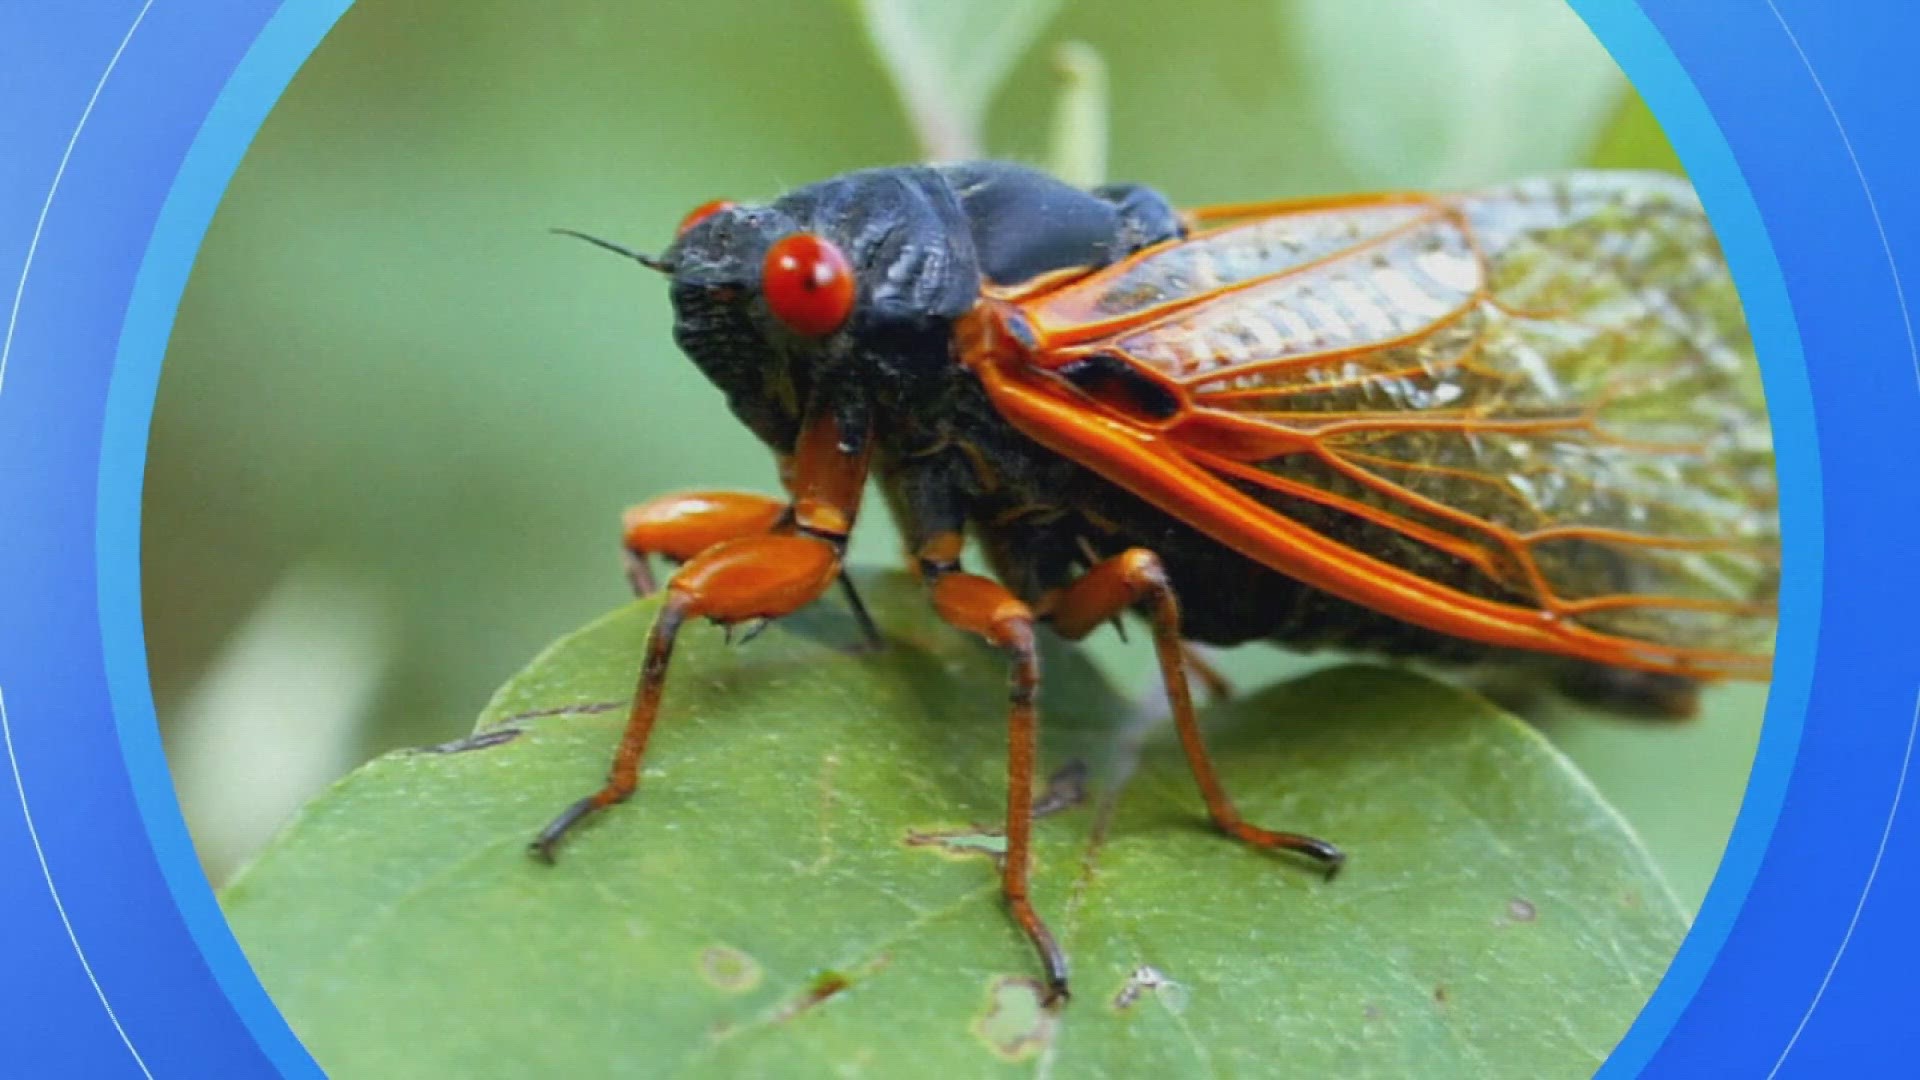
645,169,982,452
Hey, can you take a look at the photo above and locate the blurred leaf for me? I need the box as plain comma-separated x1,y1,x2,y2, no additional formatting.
167,563,391,884
1536,682,1766,912
1587,90,1685,174
851,0,1066,159
224,571,1684,1077
1047,40,1109,186
1282,0,1627,186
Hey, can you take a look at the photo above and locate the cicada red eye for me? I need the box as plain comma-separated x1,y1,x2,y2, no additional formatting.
761,233,855,336
676,198,736,237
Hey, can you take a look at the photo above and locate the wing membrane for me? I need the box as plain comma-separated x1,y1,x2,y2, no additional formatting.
1010,172,1777,670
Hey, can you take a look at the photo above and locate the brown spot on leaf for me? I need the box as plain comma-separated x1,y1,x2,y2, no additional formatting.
699,945,762,993
972,977,1058,1062
1363,1003,1383,1021
807,971,849,1001
1433,984,1449,1006
773,971,849,1023
770,955,889,1023
1508,897,1538,923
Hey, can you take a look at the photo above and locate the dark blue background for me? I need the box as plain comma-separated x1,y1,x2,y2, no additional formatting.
1,1,1914,1075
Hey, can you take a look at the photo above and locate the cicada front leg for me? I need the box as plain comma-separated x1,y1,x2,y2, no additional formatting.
1044,548,1345,877
532,411,871,861
619,491,785,596
619,489,882,651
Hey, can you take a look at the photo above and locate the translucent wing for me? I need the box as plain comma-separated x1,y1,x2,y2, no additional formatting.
1004,172,1776,674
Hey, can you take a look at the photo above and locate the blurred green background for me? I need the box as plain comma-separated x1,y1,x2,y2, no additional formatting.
148,0,1761,906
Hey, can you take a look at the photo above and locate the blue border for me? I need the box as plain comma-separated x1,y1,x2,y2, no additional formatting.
3,0,1918,1074
1,2,346,1075
1569,3,1821,1075
98,4,352,1078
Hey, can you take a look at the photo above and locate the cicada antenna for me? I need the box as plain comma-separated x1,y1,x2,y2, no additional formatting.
550,227,675,273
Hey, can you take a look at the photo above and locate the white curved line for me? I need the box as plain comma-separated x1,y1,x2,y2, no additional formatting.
1,1,153,396
1761,0,1920,1072
1,3,157,1077
1,686,153,1079
1759,5,1918,392
1766,694,1917,1077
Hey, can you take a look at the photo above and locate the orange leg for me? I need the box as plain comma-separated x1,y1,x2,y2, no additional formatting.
1045,549,1344,877
534,410,871,860
620,489,881,649
928,569,1068,1003
621,491,785,595
531,533,842,859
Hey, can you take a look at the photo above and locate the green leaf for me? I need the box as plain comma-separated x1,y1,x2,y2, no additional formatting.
1587,90,1686,174
849,0,1066,159
222,571,1685,1077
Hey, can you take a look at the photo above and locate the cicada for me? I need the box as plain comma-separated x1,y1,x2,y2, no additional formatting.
534,163,1777,1002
